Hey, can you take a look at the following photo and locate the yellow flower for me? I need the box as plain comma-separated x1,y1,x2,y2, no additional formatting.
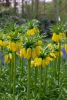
46,56,53,62
35,46,41,56
36,40,43,46
52,33,61,42
42,57,52,66
31,61,34,67
0,40,8,47
55,51,63,57
48,43,53,49
32,49,37,59
7,42,19,52
26,29,35,36
50,52,56,59
33,27,39,33
48,43,54,52
59,33,66,39
26,48,32,59
16,41,23,49
65,44,67,53
4,53,12,63
0,40,3,46
4,55,9,63
34,57,42,67
31,61,34,65
26,28,39,36
3,41,9,47
20,48,27,58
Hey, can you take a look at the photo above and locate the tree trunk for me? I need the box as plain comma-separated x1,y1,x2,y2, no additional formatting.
31,0,34,18
22,0,24,15
44,0,46,16
53,0,61,22
14,0,16,13
6,0,10,6
31,0,34,12
35,0,39,19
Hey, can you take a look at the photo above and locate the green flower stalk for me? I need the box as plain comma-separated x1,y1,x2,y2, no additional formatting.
9,62,12,91
58,42,61,86
13,53,16,100
40,66,43,100
0,63,1,77
9,60,13,92
27,59,31,100
0,47,3,76
44,66,48,95
20,58,23,76
52,59,57,79
34,67,38,99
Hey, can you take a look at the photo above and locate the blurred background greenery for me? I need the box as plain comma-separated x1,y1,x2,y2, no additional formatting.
0,0,67,36
0,0,67,21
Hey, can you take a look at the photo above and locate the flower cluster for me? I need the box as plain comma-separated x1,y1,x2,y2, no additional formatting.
0,26,67,66
52,33,65,43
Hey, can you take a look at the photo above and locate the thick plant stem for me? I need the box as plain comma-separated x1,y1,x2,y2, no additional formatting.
0,49,1,75
44,66,48,94
0,47,3,76
10,61,13,91
11,61,13,82
0,65,1,76
34,67,37,99
9,62,11,91
54,59,57,79
52,59,57,80
58,42,61,86
40,66,42,100
20,58,23,76
13,53,16,100
27,59,31,100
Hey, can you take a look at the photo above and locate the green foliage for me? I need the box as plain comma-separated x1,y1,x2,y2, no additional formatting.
0,54,67,100
0,11,67,100
50,22,65,34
